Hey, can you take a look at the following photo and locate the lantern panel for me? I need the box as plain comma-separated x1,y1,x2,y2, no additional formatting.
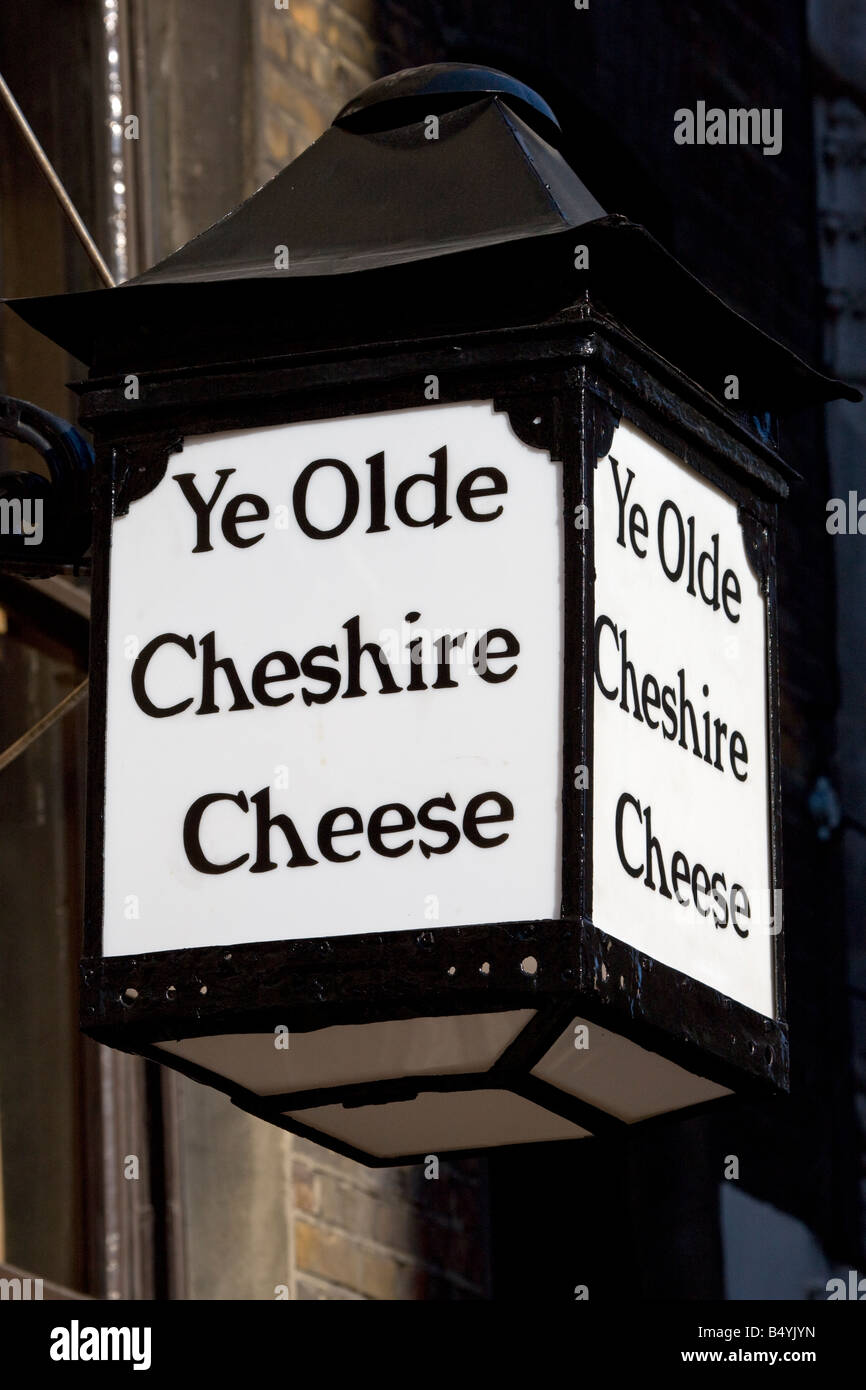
155,1009,537,1095
531,1016,731,1123
285,1089,591,1159
591,418,775,1017
100,402,563,958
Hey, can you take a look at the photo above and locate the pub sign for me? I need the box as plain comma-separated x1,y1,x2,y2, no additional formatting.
9,64,858,1164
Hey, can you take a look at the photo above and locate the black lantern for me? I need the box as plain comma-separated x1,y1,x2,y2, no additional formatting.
8,65,858,1166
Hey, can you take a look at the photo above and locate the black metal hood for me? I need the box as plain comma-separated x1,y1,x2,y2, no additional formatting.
121,71,597,285
3,62,860,412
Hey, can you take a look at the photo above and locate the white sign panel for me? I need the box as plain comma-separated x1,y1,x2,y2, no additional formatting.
592,420,775,1017
103,401,562,956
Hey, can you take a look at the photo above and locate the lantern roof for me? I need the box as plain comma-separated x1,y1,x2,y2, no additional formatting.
117,68,601,287
332,61,563,144
3,63,859,411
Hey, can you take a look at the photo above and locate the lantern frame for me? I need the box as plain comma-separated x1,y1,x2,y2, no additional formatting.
76,303,789,1166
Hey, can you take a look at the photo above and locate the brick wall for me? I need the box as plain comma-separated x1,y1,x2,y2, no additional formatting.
257,1,379,179
292,1142,489,1299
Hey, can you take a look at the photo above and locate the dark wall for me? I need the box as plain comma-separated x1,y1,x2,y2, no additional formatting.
0,0,105,450
372,0,858,1294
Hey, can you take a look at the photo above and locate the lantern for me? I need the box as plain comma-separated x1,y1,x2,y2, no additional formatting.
8,64,858,1165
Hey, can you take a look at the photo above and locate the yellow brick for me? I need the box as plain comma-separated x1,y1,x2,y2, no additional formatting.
292,0,322,36
262,13,290,61
263,64,329,142
264,117,292,165
295,1220,410,1300
333,57,377,105
325,18,375,70
293,1163,319,1214
296,1221,356,1288
334,0,373,22
356,1247,403,1300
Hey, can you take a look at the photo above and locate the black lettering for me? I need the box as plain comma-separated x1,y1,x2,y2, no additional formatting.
197,631,255,715
365,452,389,533
394,445,451,528
698,533,720,610
432,631,466,690
731,884,750,937
594,616,619,701
691,861,710,916
407,641,427,690
405,612,427,691
300,645,341,705
609,456,635,548
660,684,677,740
619,627,643,721
251,652,299,706
730,730,749,781
293,459,359,539
183,791,249,873
463,792,513,848
671,850,691,906
677,668,702,756
368,803,415,857
722,568,741,623
641,673,661,730
249,786,317,872
658,499,685,582
131,632,195,717
629,503,649,558
456,467,507,522
173,469,235,553
418,794,460,858
644,802,672,898
342,615,401,698
473,628,519,682
221,493,268,548
615,791,643,878
711,872,729,928
713,717,728,771
318,807,363,862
